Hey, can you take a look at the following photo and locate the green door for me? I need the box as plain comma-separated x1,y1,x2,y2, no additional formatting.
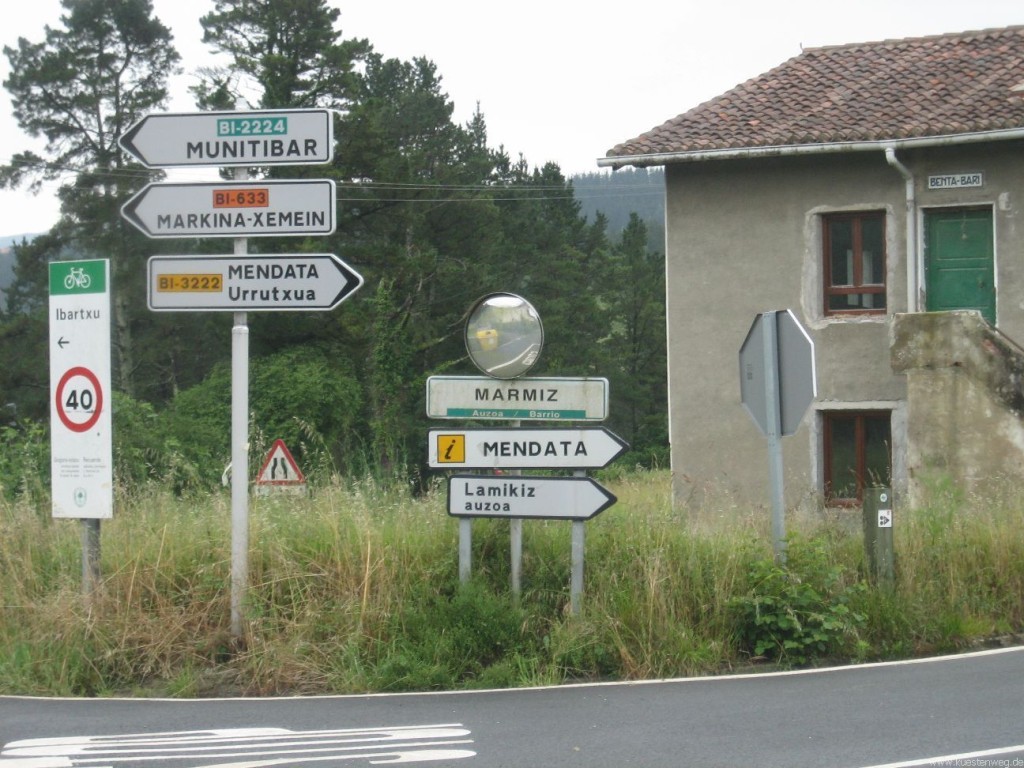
924,207,995,324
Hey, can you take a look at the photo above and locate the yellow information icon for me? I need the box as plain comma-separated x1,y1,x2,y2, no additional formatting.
436,434,466,463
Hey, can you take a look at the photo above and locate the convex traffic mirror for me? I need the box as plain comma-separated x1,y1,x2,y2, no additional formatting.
465,293,543,379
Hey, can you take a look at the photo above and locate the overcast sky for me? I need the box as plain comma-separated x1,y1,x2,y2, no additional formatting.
1,0,1022,236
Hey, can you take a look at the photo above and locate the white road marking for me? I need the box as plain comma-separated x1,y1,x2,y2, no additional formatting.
857,744,1024,768
1,725,475,767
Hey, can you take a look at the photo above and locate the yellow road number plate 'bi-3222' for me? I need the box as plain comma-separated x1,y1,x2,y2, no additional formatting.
157,274,223,292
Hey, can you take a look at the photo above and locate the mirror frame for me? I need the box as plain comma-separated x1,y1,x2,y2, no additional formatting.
464,293,544,379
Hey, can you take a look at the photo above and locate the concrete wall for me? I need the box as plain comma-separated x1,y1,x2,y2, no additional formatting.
892,311,1024,505
662,140,1024,510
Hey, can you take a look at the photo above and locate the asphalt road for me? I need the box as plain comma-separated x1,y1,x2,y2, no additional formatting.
1,646,1021,767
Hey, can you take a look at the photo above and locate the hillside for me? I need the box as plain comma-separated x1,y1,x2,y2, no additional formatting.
571,167,664,250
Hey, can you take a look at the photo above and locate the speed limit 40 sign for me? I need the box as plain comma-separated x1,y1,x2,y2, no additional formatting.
48,260,113,519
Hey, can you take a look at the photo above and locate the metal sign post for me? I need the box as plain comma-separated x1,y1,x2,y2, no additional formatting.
48,259,113,597
434,293,623,615
509,420,523,600
739,310,816,562
570,470,587,615
230,167,249,642
120,105,354,642
762,312,787,561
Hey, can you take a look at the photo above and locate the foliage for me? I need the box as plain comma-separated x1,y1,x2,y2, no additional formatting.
111,392,167,487
728,538,867,666
601,214,669,456
161,345,364,487
0,419,49,502
373,581,536,691
2,0,181,398
2,0,179,191
2,470,1022,697
196,0,369,110
0,0,673,495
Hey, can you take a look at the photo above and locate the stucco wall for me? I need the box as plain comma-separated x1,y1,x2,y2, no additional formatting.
662,141,1024,511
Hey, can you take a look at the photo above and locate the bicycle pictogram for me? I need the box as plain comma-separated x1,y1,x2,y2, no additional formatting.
64,266,92,290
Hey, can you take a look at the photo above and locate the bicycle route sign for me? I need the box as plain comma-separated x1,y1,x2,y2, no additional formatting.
48,259,113,519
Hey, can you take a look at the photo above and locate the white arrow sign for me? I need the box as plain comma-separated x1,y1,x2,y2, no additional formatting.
121,180,336,238
447,475,617,520
429,427,628,470
118,108,334,168
147,254,363,312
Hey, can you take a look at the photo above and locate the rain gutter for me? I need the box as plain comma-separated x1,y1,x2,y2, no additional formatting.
596,128,1024,169
884,147,918,313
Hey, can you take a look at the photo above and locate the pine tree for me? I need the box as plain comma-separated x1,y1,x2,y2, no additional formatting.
2,0,180,397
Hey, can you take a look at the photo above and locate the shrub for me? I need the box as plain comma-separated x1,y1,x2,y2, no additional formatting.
373,581,536,691
729,538,866,666
0,419,48,501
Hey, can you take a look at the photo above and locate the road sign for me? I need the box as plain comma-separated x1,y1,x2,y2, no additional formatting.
739,309,816,436
255,439,305,486
447,475,617,520
121,180,336,238
48,260,112,519
426,376,609,421
738,309,817,561
429,427,628,470
118,108,334,168
147,254,363,312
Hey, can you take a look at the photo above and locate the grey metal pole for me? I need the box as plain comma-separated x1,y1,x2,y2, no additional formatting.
459,517,472,583
510,518,522,597
762,311,787,563
570,468,587,614
509,420,522,598
81,519,101,596
230,162,250,641
570,520,585,615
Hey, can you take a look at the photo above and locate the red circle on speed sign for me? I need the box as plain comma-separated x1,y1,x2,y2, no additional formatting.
55,366,103,433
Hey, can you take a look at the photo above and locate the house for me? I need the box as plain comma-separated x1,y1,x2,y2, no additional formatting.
600,26,1024,511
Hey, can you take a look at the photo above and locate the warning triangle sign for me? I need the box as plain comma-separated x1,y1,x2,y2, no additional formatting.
255,439,306,485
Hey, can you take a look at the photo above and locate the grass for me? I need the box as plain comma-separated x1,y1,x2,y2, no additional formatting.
1,470,1022,697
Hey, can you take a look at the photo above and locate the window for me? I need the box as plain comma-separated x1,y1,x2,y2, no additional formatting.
823,411,891,505
823,212,886,315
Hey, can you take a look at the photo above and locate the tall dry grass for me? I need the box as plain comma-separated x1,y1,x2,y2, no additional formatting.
1,470,1022,696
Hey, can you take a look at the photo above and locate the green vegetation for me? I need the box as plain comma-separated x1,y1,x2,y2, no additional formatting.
2,465,1021,698
1,1,1021,699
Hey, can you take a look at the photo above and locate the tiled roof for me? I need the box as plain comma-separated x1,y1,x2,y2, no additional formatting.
605,25,1024,165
